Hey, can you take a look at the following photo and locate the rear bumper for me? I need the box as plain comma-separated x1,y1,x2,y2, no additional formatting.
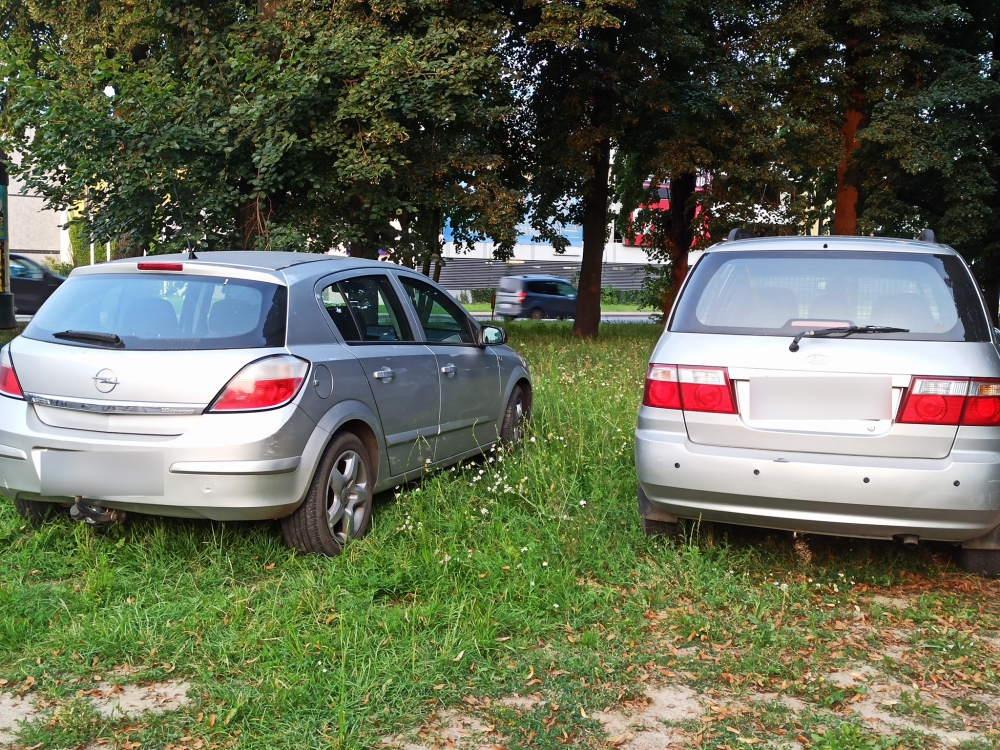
0,395,325,521
636,424,1000,542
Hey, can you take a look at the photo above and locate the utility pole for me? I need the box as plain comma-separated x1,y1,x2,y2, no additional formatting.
0,153,16,329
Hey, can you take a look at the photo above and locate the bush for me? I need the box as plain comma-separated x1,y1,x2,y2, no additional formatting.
43,258,74,277
470,288,495,304
601,287,644,306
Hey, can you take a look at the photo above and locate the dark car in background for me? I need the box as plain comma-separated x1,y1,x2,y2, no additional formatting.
10,254,64,314
495,275,577,320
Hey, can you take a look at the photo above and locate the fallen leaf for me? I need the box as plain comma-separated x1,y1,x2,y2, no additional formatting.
453,650,465,662
264,563,275,570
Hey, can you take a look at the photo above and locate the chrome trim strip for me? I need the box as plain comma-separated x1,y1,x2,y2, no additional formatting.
168,457,301,475
26,393,205,416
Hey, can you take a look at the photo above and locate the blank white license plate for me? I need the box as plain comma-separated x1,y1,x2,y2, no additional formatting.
749,376,892,420
40,451,164,497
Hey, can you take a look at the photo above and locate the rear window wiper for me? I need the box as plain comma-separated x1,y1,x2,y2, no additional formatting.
789,326,909,352
52,330,124,348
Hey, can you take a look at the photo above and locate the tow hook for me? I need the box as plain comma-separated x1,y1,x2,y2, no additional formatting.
69,496,127,526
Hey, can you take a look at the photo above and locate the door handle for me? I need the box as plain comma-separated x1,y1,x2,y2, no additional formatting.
441,363,457,376
373,368,395,381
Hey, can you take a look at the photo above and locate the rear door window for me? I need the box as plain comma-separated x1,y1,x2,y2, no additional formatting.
321,275,413,343
527,280,558,295
671,250,990,342
24,273,287,349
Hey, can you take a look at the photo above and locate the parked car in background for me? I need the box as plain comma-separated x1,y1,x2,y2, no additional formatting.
635,231,1000,576
495,275,577,320
0,252,531,556
10,253,64,314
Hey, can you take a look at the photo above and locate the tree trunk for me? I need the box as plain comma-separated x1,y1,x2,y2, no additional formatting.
984,273,1000,328
662,172,697,314
573,137,611,339
833,38,864,235
237,198,262,250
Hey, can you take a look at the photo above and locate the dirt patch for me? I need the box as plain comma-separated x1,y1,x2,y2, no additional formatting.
88,680,191,718
0,692,41,746
823,664,878,688
380,709,504,750
594,685,702,749
871,594,914,610
498,692,544,710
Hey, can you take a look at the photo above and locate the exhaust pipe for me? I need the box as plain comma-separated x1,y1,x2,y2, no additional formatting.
901,534,919,548
69,496,126,526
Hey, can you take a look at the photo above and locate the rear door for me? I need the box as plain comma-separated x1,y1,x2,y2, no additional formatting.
395,274,501,460
320,274,440,474
660,248,997,459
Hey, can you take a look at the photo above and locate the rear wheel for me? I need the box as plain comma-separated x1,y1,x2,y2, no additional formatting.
642,517,682,538
14,498,61,526
957,548,1000,577
500,383,530,445
281,432,374,556
530,308,544,320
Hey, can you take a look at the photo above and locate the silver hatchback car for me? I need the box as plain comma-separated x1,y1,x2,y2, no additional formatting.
636,233,1000,575
0,252,531,555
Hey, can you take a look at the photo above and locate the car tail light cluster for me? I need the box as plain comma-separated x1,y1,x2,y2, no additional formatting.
517,291,527,303
643,364,737,414
209,355,309,412
898,377,1000,426
0,347,22,399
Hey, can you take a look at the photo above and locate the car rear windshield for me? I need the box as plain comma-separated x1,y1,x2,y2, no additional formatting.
671,250,990,342
498,278,522,293
24,273,287,350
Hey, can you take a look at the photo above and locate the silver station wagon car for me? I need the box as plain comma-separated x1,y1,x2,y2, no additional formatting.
0,252,531,555
636,232,1000,575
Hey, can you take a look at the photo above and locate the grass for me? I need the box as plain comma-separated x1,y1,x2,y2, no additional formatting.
1,321,999,750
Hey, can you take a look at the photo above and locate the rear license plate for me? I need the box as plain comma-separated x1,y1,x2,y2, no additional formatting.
40,451,164,497
749,376,892,420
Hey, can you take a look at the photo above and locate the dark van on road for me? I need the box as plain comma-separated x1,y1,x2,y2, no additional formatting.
495,275,577,320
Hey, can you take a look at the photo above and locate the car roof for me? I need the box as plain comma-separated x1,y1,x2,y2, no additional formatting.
102,251,386,272
712,235,959,255
509,274,570,281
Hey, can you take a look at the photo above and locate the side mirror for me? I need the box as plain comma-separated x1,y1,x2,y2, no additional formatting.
479,325,507,347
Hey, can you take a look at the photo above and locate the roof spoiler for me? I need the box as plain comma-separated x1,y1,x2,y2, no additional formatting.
917,228,936,244
727,228,755,241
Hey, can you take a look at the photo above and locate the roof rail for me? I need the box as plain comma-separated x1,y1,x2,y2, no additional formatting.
917,228,937,244
727,228,756,241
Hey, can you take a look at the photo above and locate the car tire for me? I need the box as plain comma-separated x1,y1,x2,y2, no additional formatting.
13,497,61,526
957,548,1000,578
499,383,530,445
280,431,374,556
530,308,544,320
642,517,682,538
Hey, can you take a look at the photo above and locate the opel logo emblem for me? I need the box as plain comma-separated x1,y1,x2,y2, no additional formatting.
93,369,119,393
806,354,829,365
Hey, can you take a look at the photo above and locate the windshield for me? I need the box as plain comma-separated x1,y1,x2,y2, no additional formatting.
671,250,990,342
24,273,287,350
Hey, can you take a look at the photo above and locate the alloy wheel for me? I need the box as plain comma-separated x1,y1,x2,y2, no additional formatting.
326,449,369,544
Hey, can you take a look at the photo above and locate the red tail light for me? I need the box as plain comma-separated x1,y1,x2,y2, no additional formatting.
643,364,737,414
898,377,968,425
517,292,527,303
643,365,680,409
137,262,183,271
209,355,309,412
0,347,22,399
963,379,1000,426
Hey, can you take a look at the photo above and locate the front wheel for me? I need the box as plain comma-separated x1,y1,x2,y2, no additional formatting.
281,432,374,556
500,383,530,445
